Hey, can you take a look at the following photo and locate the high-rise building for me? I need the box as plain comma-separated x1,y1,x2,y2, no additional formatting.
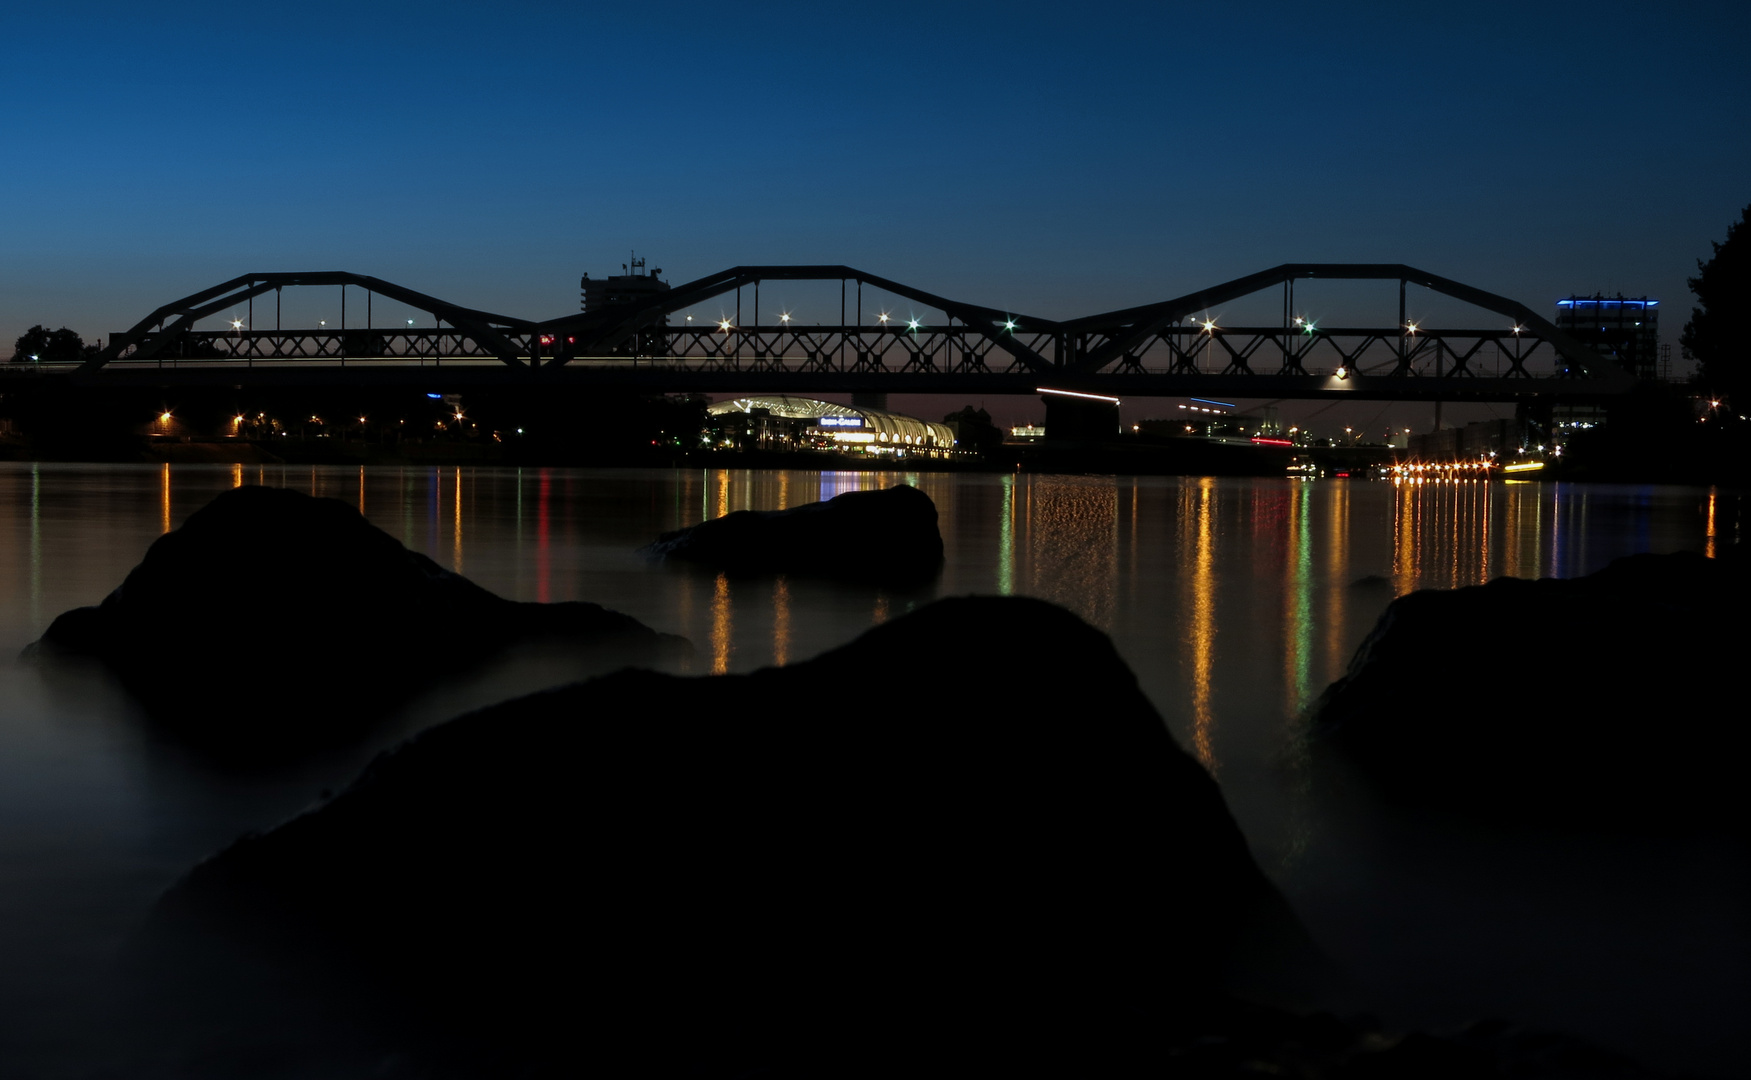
1554,295,1659,381
579,255,670,356
580,257,670,314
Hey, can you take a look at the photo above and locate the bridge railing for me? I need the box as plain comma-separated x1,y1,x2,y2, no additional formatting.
89,323,1577,382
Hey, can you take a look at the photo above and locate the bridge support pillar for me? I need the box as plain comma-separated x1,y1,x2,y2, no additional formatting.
852,391,888,411
1044,395,1120,442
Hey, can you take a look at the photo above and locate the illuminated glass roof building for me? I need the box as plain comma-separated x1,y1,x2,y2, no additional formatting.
705,396,955,457
1555,295,1659,381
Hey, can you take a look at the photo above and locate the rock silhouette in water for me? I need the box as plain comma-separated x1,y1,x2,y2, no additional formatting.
644,482,944,584
27,485,689,742
1310,549,1747,828
132,596,1327,1076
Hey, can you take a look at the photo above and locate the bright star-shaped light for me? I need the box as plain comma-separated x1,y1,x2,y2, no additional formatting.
1004,318,1017,332
230,319,243,330
1201,319,1217,333
1405,322,1419,333
907,318,920,331
1512,324,1523,334
779,312,791,324
1301,319,1317,334
718,319,733,332
878,312,890,324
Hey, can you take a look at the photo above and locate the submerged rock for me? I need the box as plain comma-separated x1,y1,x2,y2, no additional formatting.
1310,549,1748,828
27,485,688,742
132,595,1327,1075
644,482,944,584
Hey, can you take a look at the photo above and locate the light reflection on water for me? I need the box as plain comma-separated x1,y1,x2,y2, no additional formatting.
0,465,1735,765
0,463,1740,1074
0,465,1735,737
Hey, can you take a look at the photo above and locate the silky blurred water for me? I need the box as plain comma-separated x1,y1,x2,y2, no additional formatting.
0,463,1743,1075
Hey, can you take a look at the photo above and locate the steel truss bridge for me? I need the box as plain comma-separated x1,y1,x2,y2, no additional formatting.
48,264,1634,402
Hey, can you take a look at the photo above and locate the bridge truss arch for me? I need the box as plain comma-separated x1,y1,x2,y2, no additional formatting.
66,264,1635,402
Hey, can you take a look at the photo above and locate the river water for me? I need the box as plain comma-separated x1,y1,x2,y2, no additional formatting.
0,463,1744,1076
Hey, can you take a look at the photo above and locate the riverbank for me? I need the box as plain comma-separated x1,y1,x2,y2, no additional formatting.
3,431,1743,484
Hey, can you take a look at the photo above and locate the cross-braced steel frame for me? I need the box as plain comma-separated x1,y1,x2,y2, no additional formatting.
70,264,1635,402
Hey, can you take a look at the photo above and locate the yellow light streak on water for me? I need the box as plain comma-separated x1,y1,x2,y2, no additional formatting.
715,469,730,520
1188,478,1218,774
1706,488,1718,558
1392,480,1418,595
1503,483,1522,579
711,573,732,674
160,464,171,534
358,466,366,514
1022,476,1118,628
1478,479,1492,583
231,463,243,489
772,575,791,666
1324,480,1349,687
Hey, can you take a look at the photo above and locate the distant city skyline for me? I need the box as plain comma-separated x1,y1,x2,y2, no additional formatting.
5,0,1746,434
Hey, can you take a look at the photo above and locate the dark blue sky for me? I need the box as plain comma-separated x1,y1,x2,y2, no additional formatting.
4,0,1747,429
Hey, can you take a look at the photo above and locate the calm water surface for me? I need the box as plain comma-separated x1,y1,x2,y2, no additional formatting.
0,463,1742,1075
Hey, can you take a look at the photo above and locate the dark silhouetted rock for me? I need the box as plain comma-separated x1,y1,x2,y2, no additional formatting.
644,482,944,583
131,596,1328,1076
1310,549,1748,828
26,485,689,742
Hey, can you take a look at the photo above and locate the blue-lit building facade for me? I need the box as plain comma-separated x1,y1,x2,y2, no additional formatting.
1555,295,1659,381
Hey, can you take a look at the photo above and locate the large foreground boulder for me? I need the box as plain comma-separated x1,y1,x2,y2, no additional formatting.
644,482,944,584
1310,549,1748,828
131,596,1326,1076
28,485,689,741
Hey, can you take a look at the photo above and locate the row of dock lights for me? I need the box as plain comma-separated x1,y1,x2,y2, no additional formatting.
1392,462,1497,474
1390,461,1500,482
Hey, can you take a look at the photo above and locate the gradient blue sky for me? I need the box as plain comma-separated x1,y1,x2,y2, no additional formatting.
4,0,1747,429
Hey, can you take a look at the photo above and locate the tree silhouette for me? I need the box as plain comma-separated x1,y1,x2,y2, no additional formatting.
1681,204,1750,410
9,325,86,364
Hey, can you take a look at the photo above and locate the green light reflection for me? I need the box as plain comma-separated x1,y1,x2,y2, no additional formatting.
997,474,1014,595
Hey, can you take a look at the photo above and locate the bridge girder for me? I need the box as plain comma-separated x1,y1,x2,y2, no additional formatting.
62,263,1638,402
